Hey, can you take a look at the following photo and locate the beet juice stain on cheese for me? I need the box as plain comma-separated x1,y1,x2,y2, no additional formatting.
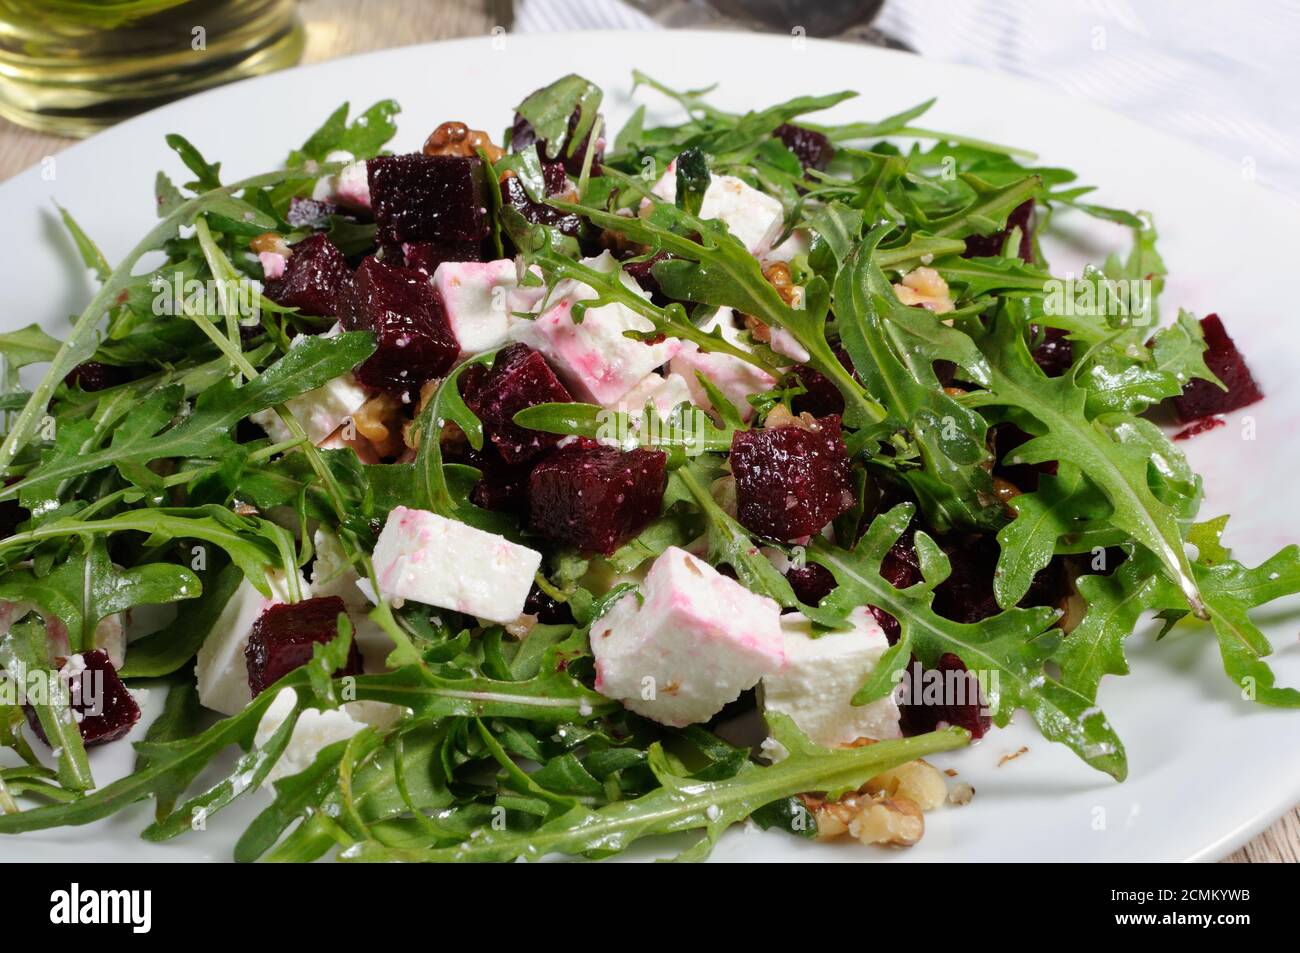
0,71,1289,862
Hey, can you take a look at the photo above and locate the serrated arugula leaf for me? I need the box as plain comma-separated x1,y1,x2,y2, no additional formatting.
121,560,242,678
514,75,602,161
810,503,1127,778
165,134,222,192
291,99,402,165
342,717,967,862
0,323,61,369
411,349,498,517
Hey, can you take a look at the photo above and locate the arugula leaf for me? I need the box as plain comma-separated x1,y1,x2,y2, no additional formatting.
342,718,968,862
411,350,498,516
0,324,61,369
290,100,402,165
811,503,1127,778
120,561,242,678
514,75,602,161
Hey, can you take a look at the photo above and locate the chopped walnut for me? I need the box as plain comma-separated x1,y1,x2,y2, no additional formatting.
763,403,821,431
804,792,925,847
864,759,949,811
423,121,505,162
893,266,955,314
232,501,260,517
504,614,538,640
250,232,290,257
991,475,1022,506
352,392,405,458
762,262,803,309
401,378,441,450
947,781,975,806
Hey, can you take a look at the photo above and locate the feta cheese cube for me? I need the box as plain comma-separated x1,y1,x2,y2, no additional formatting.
253,687,405,786
649,163,785,256
259,251,287,280
250,324,370,445
760,607,902,747
590,546,785,726
371,506,541,624
509,251,680,406
431,259,519,359
310,529,395,671
669,308,776,421
312,152,371,211
613,371,694,419
194,569,308,716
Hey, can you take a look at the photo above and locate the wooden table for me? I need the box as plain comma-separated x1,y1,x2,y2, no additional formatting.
0,0,1291,864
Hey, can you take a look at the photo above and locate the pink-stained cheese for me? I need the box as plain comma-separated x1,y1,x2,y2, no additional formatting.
590,546,785,727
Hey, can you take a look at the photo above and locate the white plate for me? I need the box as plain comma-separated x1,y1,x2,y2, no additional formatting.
3,30,1299,863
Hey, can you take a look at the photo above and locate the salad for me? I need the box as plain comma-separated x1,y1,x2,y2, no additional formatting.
0,71,1293,863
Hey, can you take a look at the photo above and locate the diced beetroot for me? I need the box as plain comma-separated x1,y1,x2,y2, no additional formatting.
788,363,845,418
368,154,490,246
245,596,362,699
528,445,667,554
525,583,575,625
501,161,581,236
24,650,140,748
931,533,1068,624
730,416,854,541
1170,313,1263,422
773,123,834,172
786,563,836,606
962,199,1036,262
621,250,672,296
286,197,340,229
403,239,483,276
264,233,352,317
339,256,459,398
466,343,573,464
509,104,604,176
1030,326,1072,377
899,653,991,739
868,530,923,645
64,361,130,392
1173,416,1226,441
469,449,533,513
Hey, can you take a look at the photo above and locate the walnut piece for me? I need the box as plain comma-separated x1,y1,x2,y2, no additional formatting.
893,266,955,314
804,792,925,847
864,759,949,811
352,392,405,458
423,121,504,162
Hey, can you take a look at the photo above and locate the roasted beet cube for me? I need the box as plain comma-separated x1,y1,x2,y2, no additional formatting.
1030,325,1072,377
368,154,490,246
24,650,140,748
730,416,854,541
403,238,484,275
621,250,672,296
868,530,923,645
962,199,1035,263
469,448,533,513
466,343,573,464
786,562,836,606
501,161,581,236
339,256,459,398
286,197,340,229
509,103,604,176
245,596,362,698
773,123,834,172
788,363,846,418
930,533,1067,624
525,583,575,625
64,360,130,392
899,653,991,739
264,233,352,317
1170,313,1263,422
528,445,667,554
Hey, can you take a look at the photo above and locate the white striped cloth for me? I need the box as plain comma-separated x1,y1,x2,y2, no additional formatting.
515,0,1300,197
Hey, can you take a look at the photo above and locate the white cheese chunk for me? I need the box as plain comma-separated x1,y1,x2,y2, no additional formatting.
250,324,369,446
669,307,776,422
509,251,680,406
649,163,785,256
194,569,307,716
312,152,371,211
371,506,541,624
253,687,406,786
432,259,520,359
590,546,785,727
761,607,902,747
310,529,395,671
612,371,694,419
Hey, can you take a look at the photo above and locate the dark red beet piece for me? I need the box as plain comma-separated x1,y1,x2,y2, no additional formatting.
528,445,667,555
899,653,991,739
773,123,834,172
788,361,849,418
403,238,484,276
368,154,490,246
264,233,352,317
1170,313,1263,422
286,197,340,229
930,533,1068,624
730,416,854,541
524,583,575,625
339,256,459,398
868,530,923,645
509,104,604,176
1173,416,1226,441
469,449,533,513
466,343,573,464
24,650,140,747
962,199,1036,262
501,162,582,236
1030,326,1073,377
621,250,672,296
786,563,836,606
245,596,362,698
64,360,130,392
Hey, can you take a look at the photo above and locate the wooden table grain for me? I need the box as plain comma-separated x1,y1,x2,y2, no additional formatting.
0,0,1291,864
